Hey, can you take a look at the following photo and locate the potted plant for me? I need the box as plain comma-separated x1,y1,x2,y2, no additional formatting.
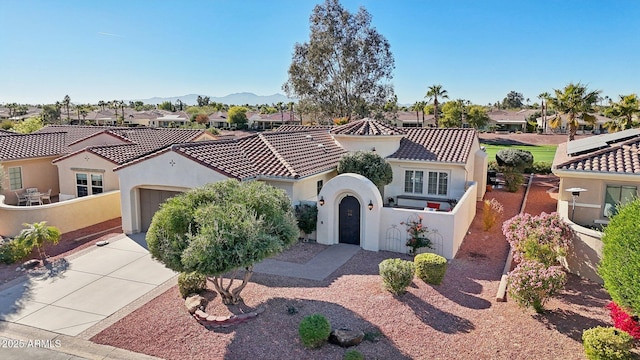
387,197,395,207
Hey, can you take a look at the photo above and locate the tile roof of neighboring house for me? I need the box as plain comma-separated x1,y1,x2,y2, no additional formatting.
52,127,206,165
36,125,124,145
274,125,332,132
487,109,537,122
0,132,67,161
116,129,347,180
554,135,640,175
0,129,15,136
388,128,477,163
330,118,406,136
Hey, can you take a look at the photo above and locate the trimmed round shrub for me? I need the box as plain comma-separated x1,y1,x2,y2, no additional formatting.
507,260,566,313
582,326,634,360
177,271,207,298
343,349,364,360
298,313,331,348
414,253,447,285
599,199,640,315
379,258,415,295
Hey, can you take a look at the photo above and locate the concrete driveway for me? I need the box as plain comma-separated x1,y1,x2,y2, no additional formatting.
0,233,176,337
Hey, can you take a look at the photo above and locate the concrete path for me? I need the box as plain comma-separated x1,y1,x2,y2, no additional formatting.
0,233,176,337
254,243,360,281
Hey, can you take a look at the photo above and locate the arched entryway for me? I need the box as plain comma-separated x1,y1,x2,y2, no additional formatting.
339,195,361,245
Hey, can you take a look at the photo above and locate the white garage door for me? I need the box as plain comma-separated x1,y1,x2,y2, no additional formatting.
139,189,182,231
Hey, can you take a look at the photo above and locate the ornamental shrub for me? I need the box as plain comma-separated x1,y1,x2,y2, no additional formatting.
582,326,634,360
482,198,504,231
607,302,640,340
298,313,331,348
343,349,364,360
502,212,573,265
0,238,31,265
401,215,432,254
520,235,559,267
507,260,566,313
414,253,447,285
295,203,318,239
379,258,415,295
598,199,640,315
524,161,552,175
177,271,207,298
495,148,534,169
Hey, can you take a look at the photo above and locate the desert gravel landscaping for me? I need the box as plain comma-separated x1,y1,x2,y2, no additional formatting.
90,175,613,360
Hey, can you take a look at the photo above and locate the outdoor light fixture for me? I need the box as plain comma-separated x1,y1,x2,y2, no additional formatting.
565,187,587,221
368,200,374,211
319,196,325,206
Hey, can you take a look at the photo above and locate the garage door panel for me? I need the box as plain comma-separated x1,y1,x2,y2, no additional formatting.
139,189,181,231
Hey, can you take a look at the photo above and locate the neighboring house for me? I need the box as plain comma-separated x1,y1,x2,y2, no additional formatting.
486,109,537,132
540,113,613,135
114,119,487,259
248,111,301,129
152,112,190,127
552,128,640,227
394,111,436,128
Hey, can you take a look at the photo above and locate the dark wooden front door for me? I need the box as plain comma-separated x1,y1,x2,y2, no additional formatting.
339,195,361,245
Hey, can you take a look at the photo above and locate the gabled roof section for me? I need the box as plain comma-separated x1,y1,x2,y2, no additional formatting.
35,125,127,146
330,118,406,136
0,132,67,161
172,139,259,180
274,125,332,132
388,128,477,163
555,136,640,175
566,128,640,156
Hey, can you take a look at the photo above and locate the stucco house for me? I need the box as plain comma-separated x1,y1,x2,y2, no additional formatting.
114,119,488,259
552,128,640,227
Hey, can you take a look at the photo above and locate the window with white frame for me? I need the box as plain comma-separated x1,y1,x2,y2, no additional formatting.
604,185,637,217
76,173,88,197
91,174,103,194
8,167,22,190
76,172,104,197
404,170,424,193
427,171,449,196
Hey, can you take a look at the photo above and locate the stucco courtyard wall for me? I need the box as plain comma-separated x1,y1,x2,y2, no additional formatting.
0,191,121,238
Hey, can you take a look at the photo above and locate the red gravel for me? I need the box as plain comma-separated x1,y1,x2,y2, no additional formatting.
91,179,612,360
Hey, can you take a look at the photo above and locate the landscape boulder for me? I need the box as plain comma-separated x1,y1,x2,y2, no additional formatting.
185,294,207,314
328,328,364,347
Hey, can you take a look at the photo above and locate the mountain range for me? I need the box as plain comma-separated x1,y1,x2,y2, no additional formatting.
135,92,296,106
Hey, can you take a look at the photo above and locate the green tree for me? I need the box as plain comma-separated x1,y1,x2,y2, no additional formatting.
13,116,44,134
158,101,174,111
40,105,61,124
603,94,640,132
495,149,533,192
16,221,61,263
599,199,640,315
440,101,463,128
538,92,551,133
194,113,209,125
465,105,490,129
146,180,299,304
502,91,524,109
228,106,248,128
98,100,106,111
425,85,448,127
283,0,395,120
337,151,392,190
548,83,601,141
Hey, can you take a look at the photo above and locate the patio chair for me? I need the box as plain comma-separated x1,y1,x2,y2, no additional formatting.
26,192,42,206
14,191,27,206
41,189,52,204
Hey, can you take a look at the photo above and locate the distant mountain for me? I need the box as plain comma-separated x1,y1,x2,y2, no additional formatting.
135,92,296,106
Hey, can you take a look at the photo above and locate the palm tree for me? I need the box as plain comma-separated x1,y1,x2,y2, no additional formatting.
288,101,295,123
411,101,421,123
276,102,284,124
538,92,551,133
603,94,640,132
62,95,71,122
16,221,61,263
548,83,601,141
425,85,449,128
98,100,106,111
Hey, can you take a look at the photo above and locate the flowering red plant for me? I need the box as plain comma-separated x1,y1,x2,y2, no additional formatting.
607,301,640,340
401,215,432,254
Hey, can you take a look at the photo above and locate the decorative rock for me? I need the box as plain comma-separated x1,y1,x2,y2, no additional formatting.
184,294,207,314
96,240,109,246
329,328,365,348
22,259,41,270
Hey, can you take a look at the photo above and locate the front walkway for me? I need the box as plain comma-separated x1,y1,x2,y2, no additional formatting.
0,234,175,337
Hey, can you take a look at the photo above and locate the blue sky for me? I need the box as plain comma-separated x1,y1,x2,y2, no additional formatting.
1,0,639,106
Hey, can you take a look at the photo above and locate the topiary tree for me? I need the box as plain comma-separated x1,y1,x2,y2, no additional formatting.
599,198,640,316
495,148,533,192
337,151,392,190
146,180,299,304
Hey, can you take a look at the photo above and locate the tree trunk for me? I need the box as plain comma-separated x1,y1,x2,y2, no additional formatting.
209,266,254,305
568,115,576,141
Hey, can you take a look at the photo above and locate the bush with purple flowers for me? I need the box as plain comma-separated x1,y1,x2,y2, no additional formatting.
502,212,573,264
507,260,567,313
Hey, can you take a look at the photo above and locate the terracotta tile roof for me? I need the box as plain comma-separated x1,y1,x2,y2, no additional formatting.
555,136,640,174
35,125,126,145
330,118,406,136
0,129,15,136
388,128,477,163
119,129,347,180
274,125,332,132
0,132,67,160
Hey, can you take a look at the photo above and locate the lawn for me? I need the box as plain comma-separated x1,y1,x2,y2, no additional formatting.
482,144,558,163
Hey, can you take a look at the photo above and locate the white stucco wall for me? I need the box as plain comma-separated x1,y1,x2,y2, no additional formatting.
385,160,469,201
332,135,402,158
116,151,231,233
54,152,119,199
290,171,336,204
316,173,383,251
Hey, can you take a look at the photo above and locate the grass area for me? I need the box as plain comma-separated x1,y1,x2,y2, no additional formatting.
482,144,557,163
